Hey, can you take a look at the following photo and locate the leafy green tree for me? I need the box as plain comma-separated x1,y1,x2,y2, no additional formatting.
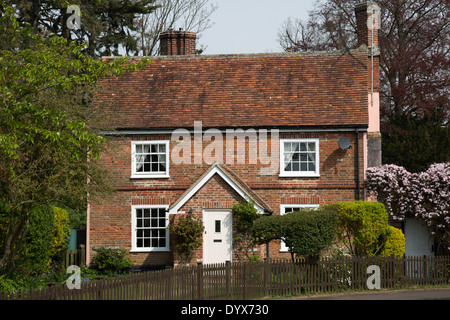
6,0,158,56
0,3,149,274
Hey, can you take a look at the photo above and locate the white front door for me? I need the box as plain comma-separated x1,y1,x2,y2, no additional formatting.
203,210,232,264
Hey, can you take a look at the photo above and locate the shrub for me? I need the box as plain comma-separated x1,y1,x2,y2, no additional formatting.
282,208,337,260
324,201,391,256
380,226,405,257
170,214,204,264
92,247,133,276
21,206,54,274
0,274,19,295
232,201,260,261
366,163,450,254
251,214,283,245
252,208,338,260
51,207,70,257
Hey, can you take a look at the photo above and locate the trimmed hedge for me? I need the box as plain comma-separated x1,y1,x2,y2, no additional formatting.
324,201,391,256
380,226,405,257
252,208,337,259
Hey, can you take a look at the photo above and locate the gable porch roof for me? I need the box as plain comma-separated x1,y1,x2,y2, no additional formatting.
168,163,272,215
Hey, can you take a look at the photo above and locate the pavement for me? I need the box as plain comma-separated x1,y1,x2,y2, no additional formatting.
288,287,450,300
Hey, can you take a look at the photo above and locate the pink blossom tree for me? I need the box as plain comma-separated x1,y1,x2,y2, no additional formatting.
366,163,450,254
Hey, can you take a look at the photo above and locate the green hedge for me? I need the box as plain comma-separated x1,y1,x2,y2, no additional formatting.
324,201,391,256
252,208,337,259
380,226,405,257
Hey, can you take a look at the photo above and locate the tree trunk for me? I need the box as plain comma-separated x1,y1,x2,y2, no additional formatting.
0,205,31,275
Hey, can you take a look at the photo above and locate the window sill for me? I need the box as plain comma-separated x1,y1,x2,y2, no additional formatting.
130,248,170,253
130,174,170,179
279,172,320,178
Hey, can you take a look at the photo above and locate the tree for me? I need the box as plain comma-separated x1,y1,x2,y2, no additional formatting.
0,3,149,274
278,0,449,172
136,0,218,55
6,0,158,56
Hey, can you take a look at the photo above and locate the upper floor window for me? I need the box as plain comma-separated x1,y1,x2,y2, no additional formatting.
131,141,169,178
280,139,320,177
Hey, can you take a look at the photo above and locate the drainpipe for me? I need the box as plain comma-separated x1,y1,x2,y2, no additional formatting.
356,129,360,200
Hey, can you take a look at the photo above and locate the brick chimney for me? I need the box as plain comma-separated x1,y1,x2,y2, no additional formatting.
159,29,197,56
355,2,382,169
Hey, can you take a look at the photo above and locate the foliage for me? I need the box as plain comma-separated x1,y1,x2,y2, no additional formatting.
251,214,284,244
282,208,337,260
21,206,54,275
0,3,149,274
366,163,450,254
91,247,133,276
7,0,158,57
11,206,70,275
170,214,204,263
50,207,70,258
382,117,450,173
0,274,20,294
324,201,391,256
279,0,449,172
380,226,405,257
232,201,260,261
252,208,338,260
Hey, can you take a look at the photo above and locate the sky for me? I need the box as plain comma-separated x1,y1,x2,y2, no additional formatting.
200,0,315,55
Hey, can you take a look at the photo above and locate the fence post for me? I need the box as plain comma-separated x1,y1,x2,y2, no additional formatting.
263,259,269,297
225,261,231,299
80,244,86,265
197,263,203,300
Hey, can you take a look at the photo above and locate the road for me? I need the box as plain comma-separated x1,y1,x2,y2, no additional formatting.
289,288,450,300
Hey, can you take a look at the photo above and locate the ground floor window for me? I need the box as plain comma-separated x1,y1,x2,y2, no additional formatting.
131,205,169,252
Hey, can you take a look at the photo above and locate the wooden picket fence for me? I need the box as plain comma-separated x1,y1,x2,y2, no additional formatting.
1,255,449,300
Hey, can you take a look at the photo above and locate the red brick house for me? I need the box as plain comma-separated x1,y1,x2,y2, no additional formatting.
88,2,381,267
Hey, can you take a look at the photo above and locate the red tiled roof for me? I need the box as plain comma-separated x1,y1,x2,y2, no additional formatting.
97,49,369,130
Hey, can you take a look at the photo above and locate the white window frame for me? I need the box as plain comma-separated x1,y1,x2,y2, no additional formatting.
279,204,320,252
131,140,169,178
131,205,170,252
279,138,320,177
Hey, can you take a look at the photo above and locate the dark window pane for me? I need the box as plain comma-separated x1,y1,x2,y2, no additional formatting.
215,220,221,233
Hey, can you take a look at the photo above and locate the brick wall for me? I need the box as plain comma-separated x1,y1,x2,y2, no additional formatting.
89,130,366,266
